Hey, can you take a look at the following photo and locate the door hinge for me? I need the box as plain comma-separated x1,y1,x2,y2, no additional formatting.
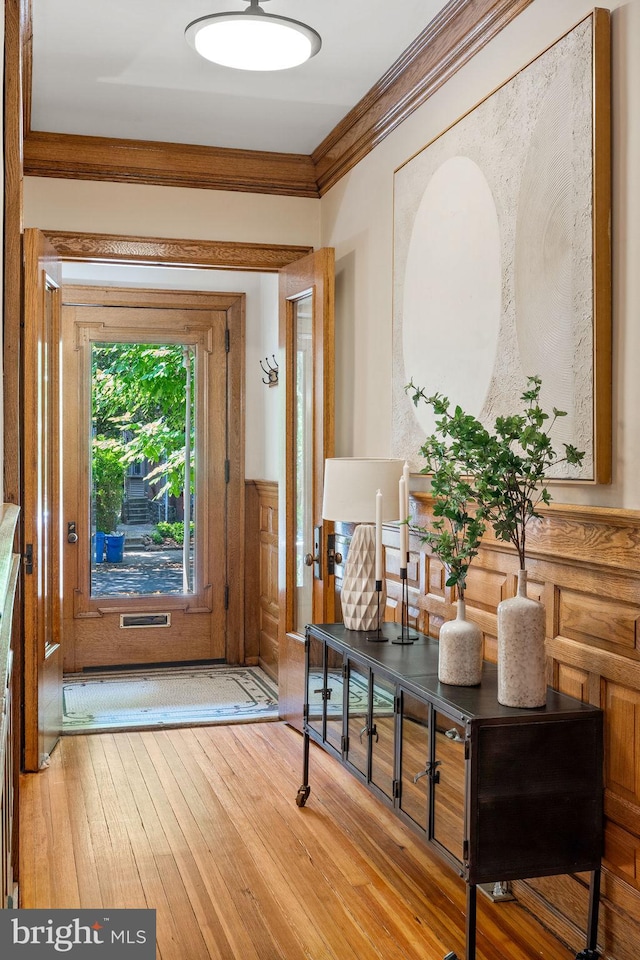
225,328,230,352
224,584,230,609
225,459,230,483
341,734,349,755
24,544,34,575
392,779,400,800
464,739,470,760
463,839,469,862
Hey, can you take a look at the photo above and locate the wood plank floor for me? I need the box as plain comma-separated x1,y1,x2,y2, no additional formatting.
19,722,576,960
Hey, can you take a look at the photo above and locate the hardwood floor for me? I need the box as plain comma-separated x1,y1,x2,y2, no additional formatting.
19,722,575,960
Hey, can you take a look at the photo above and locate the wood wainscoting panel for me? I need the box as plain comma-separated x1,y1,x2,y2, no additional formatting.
255,481,279,681
556,662,591,702
605,821,640,891
603,680,640,806
244,481,260,665
559,589,640,651
403,494,640,960
464,565,509,612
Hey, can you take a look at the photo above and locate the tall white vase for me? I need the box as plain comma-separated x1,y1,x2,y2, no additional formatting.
438,599,483,686
497,569,546,707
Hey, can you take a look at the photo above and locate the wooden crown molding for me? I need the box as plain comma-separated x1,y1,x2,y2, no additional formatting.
24,132,320,198
22,0,534,198
43,230,313,272
312,0,535,193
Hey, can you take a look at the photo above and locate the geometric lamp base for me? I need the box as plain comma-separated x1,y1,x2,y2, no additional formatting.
341,524,386,631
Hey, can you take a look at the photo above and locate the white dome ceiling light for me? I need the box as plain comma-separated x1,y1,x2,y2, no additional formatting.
185,0,322,72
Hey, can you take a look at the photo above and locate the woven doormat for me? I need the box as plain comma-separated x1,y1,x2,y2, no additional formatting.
63,665,279,734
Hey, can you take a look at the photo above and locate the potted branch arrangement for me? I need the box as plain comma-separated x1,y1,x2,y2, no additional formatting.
406,384,490,686
407,375,584,706
472,375,584,706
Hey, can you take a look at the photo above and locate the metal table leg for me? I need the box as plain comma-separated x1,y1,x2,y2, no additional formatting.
442,883,476,960
296,728,311,807
465,883,477,960
575,868,601,959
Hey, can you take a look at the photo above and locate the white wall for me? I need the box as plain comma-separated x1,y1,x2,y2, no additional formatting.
322,0,640,509
24,183,316,483
24,178,320,248
24,0,640,507
0,9,4,505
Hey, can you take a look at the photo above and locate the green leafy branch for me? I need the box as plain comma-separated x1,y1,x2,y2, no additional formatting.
472,375,585,568
405,375,585,576
405,380,490,599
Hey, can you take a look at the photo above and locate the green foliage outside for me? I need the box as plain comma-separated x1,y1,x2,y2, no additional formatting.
406,375,585,583
93,445,124,533
153,521,194,546
92,342,194,502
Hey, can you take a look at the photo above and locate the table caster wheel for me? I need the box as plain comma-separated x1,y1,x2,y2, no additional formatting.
575,951,599,960
296,785,310,807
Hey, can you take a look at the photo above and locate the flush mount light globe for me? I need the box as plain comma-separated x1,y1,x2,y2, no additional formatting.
185,0,322,72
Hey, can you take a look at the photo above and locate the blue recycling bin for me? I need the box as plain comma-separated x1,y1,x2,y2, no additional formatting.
105,533,125,563
94,530,106,563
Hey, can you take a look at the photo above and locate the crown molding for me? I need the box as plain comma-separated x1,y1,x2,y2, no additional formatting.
23,0,534,198
313,0,535,193
24,131,320,198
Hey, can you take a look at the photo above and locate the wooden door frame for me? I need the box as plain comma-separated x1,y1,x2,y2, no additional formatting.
44,233,313,663
61,285,246,669
3,228,313,763
22,229,64,771
279,249,335,632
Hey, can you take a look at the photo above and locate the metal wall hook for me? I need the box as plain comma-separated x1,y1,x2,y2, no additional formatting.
260,355,279,386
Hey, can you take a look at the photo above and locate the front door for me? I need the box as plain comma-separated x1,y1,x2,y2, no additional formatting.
23,229,63,771
278,249,335,726
61,286,245,671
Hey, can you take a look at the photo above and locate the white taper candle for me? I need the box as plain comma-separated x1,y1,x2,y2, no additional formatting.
375,489,383,582
403,461,410,519
399,476,408,566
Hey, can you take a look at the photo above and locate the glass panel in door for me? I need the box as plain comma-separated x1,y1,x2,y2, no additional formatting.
370,672,396,799
325,645,345,753
346,661,369,777
399,690,430,832
432,714,466,862
90,342,195,597
306,633,325,738
293,295,313,633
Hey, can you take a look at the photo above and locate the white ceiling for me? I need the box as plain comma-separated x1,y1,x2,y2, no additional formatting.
31,0,449,155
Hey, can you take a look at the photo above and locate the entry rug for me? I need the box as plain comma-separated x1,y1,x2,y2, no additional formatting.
63,665,279,734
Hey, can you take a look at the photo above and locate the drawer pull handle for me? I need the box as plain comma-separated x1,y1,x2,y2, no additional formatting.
414,760,441,784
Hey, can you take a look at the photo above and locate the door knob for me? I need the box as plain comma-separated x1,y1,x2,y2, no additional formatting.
304,553,318,566
67,521,79,544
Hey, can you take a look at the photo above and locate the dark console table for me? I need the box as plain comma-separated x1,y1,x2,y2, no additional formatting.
297,623,604,960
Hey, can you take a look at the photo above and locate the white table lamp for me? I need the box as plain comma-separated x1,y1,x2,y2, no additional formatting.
322,458,404,631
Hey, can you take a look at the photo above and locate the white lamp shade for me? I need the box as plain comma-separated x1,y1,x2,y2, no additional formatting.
322,458,405,523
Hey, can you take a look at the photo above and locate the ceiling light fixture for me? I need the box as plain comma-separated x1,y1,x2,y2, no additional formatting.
185,0,322,72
